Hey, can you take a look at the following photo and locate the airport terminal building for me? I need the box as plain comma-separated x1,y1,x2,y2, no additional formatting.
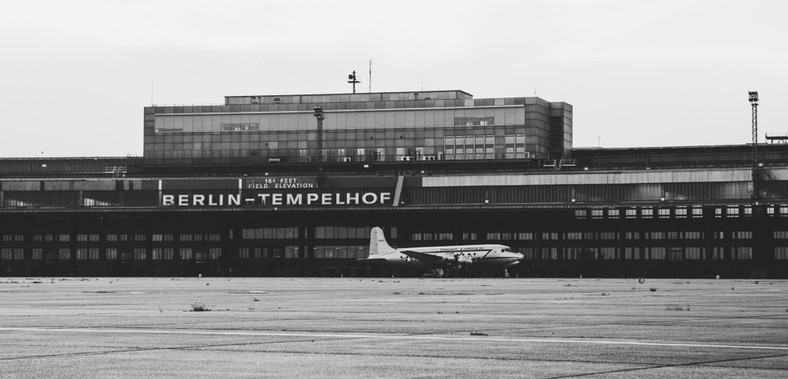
1,90,787,278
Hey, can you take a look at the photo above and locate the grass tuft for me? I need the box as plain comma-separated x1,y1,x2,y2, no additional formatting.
190,302,211,312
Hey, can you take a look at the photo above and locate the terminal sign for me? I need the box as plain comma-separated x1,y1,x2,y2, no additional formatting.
245,177,317,190
161,191,392,207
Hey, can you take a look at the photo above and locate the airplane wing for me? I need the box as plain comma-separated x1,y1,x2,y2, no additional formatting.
400,250,444,265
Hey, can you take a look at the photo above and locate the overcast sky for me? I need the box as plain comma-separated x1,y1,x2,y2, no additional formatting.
1,0,786,157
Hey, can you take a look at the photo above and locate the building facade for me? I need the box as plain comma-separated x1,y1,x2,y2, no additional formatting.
144,90,573,164
1,90,787,278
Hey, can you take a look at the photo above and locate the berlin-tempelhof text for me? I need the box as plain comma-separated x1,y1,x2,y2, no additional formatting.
161,192,392,207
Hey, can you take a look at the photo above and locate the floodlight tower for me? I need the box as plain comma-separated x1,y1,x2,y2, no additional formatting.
313,106,325,188
749,91,759,199
749,91,759,165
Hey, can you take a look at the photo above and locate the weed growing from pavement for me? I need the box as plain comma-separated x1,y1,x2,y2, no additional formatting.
190,302,211,312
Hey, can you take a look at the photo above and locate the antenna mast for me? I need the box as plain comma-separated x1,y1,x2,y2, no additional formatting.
347,71,360,94
368,59,373,93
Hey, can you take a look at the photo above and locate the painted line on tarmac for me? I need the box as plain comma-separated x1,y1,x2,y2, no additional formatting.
3,327,788,352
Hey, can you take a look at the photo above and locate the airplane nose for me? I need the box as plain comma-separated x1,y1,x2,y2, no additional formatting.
516,253,525,260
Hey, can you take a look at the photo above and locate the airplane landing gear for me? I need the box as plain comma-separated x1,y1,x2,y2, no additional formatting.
504,268,510,278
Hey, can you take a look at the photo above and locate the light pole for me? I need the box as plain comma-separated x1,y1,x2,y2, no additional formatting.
749,91,759,199
313,106,324,188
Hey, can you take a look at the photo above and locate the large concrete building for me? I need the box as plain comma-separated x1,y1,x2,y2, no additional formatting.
1,90,787,278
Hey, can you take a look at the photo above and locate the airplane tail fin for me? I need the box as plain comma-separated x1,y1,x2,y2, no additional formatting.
368,227,396,257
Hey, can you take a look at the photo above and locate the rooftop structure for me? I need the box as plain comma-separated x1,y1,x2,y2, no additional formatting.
144,90,572,165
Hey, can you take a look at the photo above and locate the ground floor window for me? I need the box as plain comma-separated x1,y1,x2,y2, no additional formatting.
775,247,788,260
314,245,366,259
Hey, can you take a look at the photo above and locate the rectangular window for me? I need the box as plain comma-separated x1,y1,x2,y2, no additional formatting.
76,248,88,260
599,247,617,260
32,248,43,260
647,247,666,260
563,247,581,260
540,247,558,260
179,248,193,260
106,248,118,260
733,231,752,239
775,247,788,260
58,248,71,260
134,248,146,260
152,248,173,260
516,233,534,240
624,247,641,260
461,233,477,241
685,247,702,260
598,232,617,240
733,247,752,260
209,248,222,260
774,231,788,239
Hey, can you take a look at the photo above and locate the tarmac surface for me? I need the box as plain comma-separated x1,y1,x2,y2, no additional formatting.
1,277,787,378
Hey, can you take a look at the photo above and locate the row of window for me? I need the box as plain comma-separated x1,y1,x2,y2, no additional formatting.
2,246,780,261
238,246,299,259
0,230,772,246
1,234,222,243
0,248,222,261
574,205,788,219
409,231,746,242
518,246,757,261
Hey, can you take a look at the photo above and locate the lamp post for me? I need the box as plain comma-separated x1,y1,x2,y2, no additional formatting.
749,91,760,200
749,91,759,168
313,106,324,188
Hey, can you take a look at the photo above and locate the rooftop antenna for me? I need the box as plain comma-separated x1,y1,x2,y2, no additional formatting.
417,78,426,91
368,59,373,93
347,71,360,94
